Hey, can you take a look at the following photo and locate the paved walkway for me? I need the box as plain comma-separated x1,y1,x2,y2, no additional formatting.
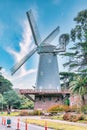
0,116,53,130
1,115,87,130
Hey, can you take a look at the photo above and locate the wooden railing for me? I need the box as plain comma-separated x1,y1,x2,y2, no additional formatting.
19,89,70,95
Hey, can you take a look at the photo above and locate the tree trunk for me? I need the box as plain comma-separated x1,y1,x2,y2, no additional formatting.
82,95,85,105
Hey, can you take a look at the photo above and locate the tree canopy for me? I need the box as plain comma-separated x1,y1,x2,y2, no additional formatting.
61,9,87,104
63,9,87,73
0,75,13,94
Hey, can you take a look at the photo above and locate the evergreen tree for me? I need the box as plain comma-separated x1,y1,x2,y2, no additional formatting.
0,75,13,94
63,9,87,73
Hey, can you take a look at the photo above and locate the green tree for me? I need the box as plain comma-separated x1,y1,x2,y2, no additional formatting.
3,90,21,109
62,9,87,105
0,75,13,94
60,72,76,90
19,95,34,109
70,76,87,105
0,94,7,111
63,9,87,73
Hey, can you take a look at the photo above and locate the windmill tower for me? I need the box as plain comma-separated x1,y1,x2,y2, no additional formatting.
11,10,70,110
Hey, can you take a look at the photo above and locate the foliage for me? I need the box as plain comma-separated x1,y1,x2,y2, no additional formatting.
63,113,84,122
70,76,87,95
19,95,34,109
63,9,87,72
0,75,13,94
81,105,87,114
60,72,77,90
32,110,43,115
19,110,29,116
47,104,73,113
19,110,43,116
0,73,34,110
47,104,81,114
61,10,87,103
3,90,21,109
0,93,7,110
70,76,87,105
47,105,64,114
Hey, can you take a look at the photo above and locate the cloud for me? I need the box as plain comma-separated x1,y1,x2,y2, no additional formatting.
8,20,33,62
4,18,38,89
7,19,36,77
1,68,36,89
17,68,37,79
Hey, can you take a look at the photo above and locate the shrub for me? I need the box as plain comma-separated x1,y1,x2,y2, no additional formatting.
63,105,70,112
63,113,84,122
19,110,29,116
63,113,71,120
81,105,87,114
48,105,81,115
33,110,42,115
69,105,77,112
28,110,43,116
47,105,64,114
47,105,71,114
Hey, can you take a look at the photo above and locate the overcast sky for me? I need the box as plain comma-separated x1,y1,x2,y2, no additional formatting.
0,0,87,89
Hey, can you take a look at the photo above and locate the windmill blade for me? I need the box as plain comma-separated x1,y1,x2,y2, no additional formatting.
42,26,60,45
26,10,41,46
11,47,37,75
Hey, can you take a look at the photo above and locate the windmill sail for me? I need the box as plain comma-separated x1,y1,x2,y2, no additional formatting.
11,10,60,76
11,47,37,75
42,26,60,45
26,10,41,46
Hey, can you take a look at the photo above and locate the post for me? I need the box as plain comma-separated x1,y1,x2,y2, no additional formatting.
45,121,47,130
25,119,28,130
16,118,20,130
2,117,4,125
4,118,6,125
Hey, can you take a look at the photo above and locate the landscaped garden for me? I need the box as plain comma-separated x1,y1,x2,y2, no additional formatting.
0,8,87,130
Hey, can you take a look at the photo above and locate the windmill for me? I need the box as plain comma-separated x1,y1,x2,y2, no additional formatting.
11,10,69,110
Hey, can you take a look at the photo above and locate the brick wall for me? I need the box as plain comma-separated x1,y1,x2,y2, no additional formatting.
34,96,63,110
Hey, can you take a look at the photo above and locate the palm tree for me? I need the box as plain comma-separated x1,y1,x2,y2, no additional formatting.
70,76,87,105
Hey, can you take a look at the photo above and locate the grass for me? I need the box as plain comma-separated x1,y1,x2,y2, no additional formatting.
51,115,63,120
0,112,19,116
25,118,87,130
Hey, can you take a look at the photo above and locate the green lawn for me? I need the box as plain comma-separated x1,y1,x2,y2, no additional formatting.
26,118,87,130
0,111,19,116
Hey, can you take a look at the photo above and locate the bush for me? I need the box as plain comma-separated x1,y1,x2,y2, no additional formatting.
32,110,42,115
19,110,29,116
63,113,84,122
28,110,43,116
63,113,71,120
19,110,43,116
81,105,87,114
47,105,71,114
47,105,64,114
48,104,82,114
